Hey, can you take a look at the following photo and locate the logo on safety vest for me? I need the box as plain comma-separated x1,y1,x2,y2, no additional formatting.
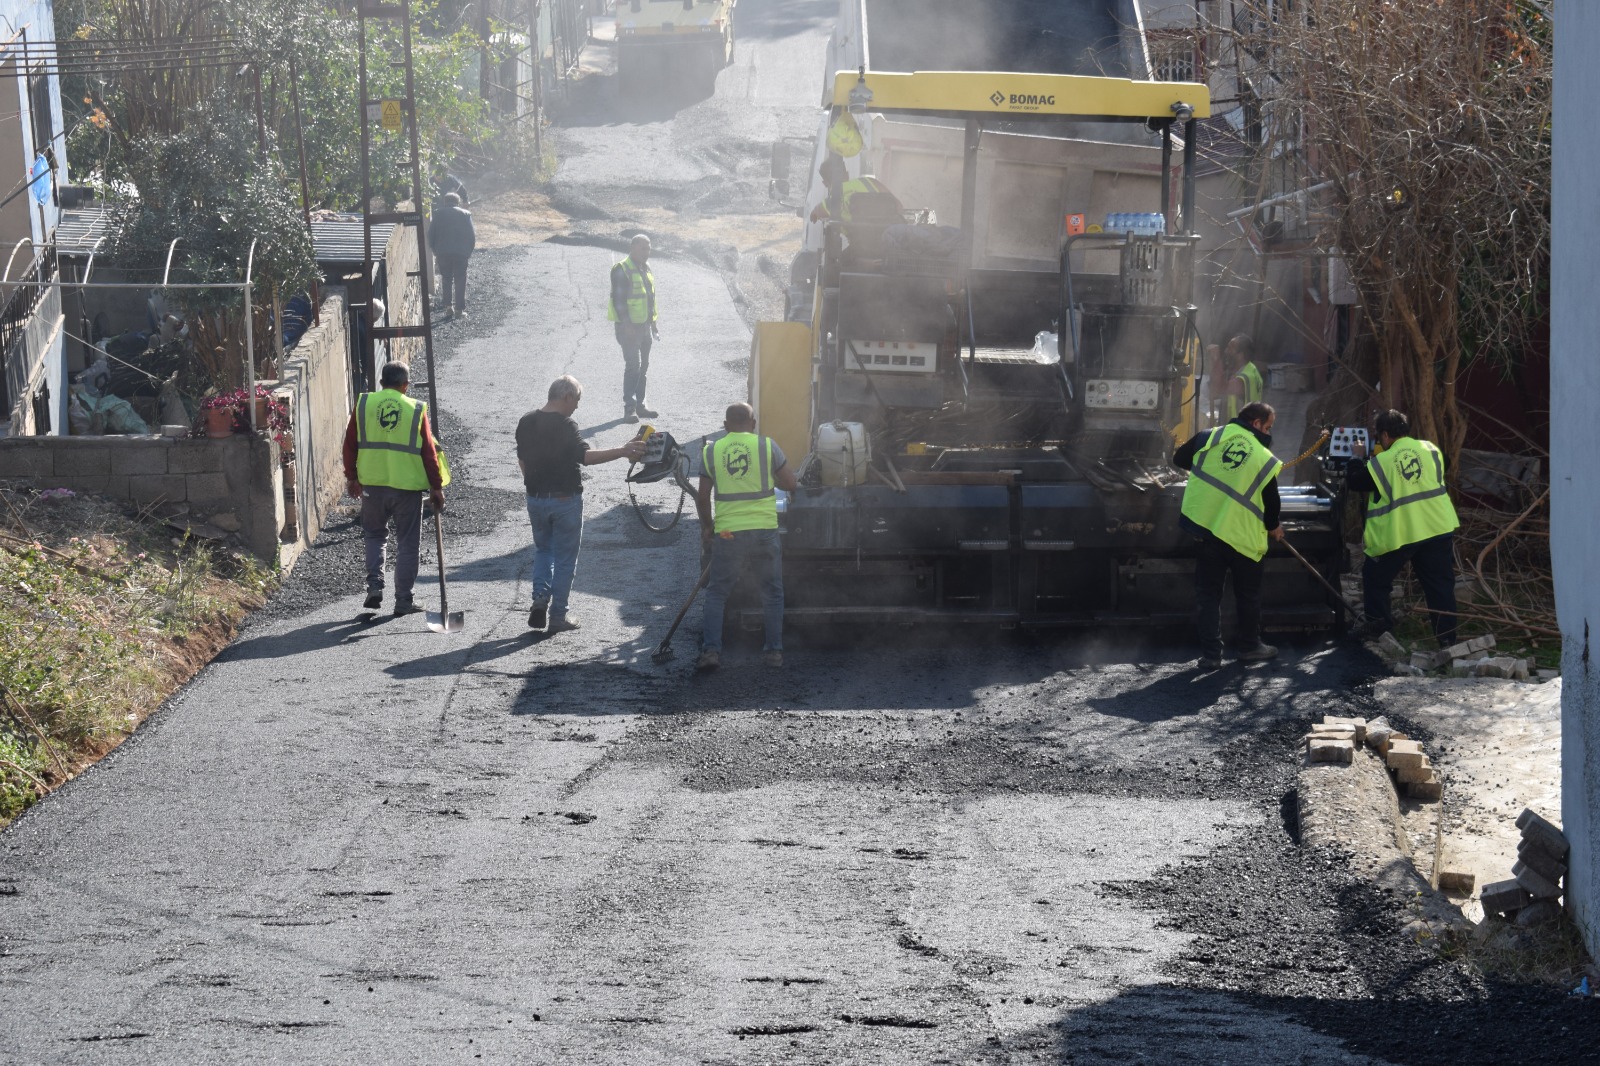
722,442,752,479
1221,439,1250,470
377,399,403,430
1398,451,1422,482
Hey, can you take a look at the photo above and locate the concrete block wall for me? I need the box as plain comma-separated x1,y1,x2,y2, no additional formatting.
384,218,423,368
273,289,351,551
1553,6,1599,959
0,435,284,563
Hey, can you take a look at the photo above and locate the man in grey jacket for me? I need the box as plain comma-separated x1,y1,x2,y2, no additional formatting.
428,192,477,317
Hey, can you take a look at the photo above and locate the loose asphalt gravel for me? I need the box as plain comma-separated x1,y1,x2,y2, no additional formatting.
2,1,1596,1062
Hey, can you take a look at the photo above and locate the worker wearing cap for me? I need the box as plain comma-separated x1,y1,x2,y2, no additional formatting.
1174,401,1285,670
1349,408,1459,645
693,402,798,672
1214,333,1265,424
809,153,901,224
343,361,448,616
608,234,659,424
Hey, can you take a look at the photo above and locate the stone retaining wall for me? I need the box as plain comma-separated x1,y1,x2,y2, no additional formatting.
0,434,283,561
274,289,351,552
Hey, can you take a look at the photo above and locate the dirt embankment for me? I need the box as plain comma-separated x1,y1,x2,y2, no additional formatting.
0,485,270,824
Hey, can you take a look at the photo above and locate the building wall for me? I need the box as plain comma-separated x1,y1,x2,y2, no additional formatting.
1552,3,1600,957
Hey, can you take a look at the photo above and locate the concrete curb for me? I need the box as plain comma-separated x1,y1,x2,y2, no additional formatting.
1297,739,1468,936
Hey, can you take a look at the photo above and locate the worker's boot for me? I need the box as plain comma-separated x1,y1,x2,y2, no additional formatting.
636,401,659,419
528,597,549,630
1237,642,1279,662
695,648,720,672
393,599,422,617
363,590,383,610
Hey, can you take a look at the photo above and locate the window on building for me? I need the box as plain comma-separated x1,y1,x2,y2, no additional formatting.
28,67,54,160
1148,31,1200,83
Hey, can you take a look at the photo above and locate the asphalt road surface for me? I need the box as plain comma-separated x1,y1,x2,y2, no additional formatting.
3,3,1595,1063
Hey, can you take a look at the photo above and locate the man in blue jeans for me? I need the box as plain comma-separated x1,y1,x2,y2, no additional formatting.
693,402,798,671
515,376,645,632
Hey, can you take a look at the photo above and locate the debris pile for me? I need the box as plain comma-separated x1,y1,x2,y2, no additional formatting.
1304,714,1442,802
1371,630,1558,682
1480,809,1570,928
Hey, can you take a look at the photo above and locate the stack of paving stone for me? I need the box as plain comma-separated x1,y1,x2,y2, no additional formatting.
1399,634,1535,681
1368,716,1444,801
1480,810,1570,926
1304,715,1365,765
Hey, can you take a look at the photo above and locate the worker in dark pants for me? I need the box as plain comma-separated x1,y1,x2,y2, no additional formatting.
1349,409,1460,646
693,403,798,672
343,361,448,616
428,192,476,317
1174,401,1285,671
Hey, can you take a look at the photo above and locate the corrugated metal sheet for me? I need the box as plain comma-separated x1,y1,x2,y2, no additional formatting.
56,207,397,268
311,220,397,265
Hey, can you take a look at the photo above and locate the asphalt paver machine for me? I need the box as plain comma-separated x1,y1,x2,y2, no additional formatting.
745,1,1345,631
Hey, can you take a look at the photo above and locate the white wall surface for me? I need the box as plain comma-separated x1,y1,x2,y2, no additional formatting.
1552,3,1600,957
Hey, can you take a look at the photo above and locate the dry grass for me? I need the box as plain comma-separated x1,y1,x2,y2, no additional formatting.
0,484,272,824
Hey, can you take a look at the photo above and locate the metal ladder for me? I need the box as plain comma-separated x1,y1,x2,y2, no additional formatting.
355,0,440,418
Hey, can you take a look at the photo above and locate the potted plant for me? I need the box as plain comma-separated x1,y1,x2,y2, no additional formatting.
191,386,291,442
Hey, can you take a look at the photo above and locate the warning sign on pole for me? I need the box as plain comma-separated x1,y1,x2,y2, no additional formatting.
380,99,403,132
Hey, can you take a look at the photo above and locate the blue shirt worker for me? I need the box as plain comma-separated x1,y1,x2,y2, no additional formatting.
608,234,659,424
342,361,448,616
1348,408,1460,646
693,402,799,672
1173,401,1285,671
515,375,645,633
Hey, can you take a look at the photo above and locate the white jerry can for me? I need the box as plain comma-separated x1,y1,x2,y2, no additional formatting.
814,421,870,487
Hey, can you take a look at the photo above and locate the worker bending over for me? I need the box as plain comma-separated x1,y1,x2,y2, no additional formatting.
1174,401,1284,670
343,361,448,616
693,403,798,672
1349,409,1459,645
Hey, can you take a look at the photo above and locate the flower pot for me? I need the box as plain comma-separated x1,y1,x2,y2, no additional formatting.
253,397,272,427
203,407,237,437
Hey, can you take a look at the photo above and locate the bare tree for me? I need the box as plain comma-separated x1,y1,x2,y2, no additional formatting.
1226,0,1551,468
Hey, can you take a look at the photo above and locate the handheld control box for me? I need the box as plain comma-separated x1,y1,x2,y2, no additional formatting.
1327,426,1369,460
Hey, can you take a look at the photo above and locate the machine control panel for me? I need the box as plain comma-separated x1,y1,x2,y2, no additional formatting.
1083,378,1161,410
1327,426,1369,459
848,340,937,374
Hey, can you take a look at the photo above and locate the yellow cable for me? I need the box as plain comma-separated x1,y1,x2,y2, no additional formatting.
1284,429,1330,468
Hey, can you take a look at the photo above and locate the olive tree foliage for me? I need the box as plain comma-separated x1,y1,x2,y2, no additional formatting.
59,0,493,209
107,96,319,385
1228,0,1551,465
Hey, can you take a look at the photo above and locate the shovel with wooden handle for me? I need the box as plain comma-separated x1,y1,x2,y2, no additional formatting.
426,508,464,634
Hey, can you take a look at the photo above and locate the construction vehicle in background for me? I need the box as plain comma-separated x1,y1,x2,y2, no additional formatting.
614,0,736,95
746,0,1347,631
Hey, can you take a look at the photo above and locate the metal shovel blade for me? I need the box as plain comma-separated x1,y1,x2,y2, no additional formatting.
426,608,465,634
426,511,464,633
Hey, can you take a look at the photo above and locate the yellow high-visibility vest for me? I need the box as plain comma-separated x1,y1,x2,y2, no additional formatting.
355,389,434,491
1363,436,1458,557
1180,423,1282,561
608,258,656,324
704,432,778,533
1226,361,1264,421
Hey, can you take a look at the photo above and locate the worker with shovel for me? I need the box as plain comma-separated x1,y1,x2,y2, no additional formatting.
343,361,448,617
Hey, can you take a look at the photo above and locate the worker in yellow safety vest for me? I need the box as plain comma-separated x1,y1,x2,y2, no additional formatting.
1214,333,1265,424
1349,408,1460,645
692,402,799,673
1174,401,1285,670
608,233,659,424
809,153,902,224
343,361,449,616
